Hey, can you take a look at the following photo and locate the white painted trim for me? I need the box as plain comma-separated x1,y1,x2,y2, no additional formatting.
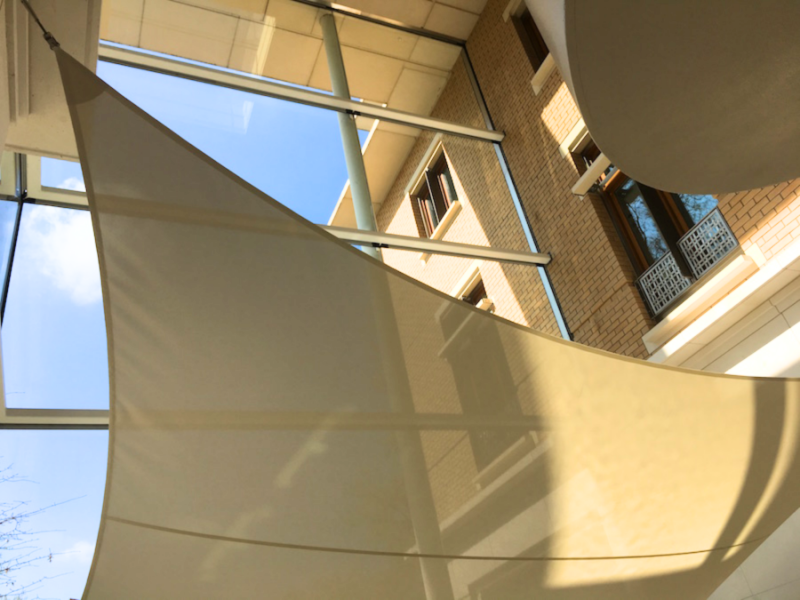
502,0,525,22
26,155,88,207
420,200,463,262
558,119,588,158
643,250,755,354
325,226,550,266
404,133,444,196
450,261,483,298
648,238,800,367
571,152,611,196
530,53,556,95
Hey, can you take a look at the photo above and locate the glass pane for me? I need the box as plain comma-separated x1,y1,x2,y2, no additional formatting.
614,178,669,265
0,430,107,600
675,193,718,228
98,61,357,225
41,157,86,192
2,204,108,409
0,199,19,284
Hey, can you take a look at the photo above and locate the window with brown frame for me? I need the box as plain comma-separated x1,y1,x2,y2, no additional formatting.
511,7,549,72
411,152,459,238
599,170,719,276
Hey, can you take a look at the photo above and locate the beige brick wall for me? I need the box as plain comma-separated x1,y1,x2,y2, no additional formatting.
375,0,656,359
718,178,800,260
376,58,561,337
463,0,653,358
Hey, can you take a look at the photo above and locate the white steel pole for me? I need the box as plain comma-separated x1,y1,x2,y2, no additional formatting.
319,13,381,261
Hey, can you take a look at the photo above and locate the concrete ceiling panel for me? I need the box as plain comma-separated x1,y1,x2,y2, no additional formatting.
265,0,319,36
336,0,434,28
260,28,321,87
340,47,404,103
423,4,479,39
337,17,418,61
99,0,144,47
228,16,276,74
387,68,447,116
183,0,268,19
408,37,462,71
140,0,238,67
435,0,488,16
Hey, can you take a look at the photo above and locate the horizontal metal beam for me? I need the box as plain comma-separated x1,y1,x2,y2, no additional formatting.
324,226,551,266
0,408,109,429
98,44,504,144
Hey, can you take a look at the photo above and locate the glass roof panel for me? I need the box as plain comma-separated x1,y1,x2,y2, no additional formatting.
2,204,108,409
98,60,356,225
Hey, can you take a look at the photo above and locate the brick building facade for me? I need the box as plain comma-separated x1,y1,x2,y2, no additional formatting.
375,0,800,368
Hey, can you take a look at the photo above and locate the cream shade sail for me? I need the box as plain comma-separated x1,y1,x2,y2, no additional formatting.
525,0,800,195
56,48,800,599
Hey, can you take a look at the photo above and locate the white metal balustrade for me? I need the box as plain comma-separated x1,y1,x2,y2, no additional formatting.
637,208,737,315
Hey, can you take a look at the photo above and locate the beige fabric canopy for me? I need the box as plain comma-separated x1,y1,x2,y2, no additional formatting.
526,0,800,195
57,48,800,599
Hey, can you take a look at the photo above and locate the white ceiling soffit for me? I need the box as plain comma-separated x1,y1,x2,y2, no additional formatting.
526,0,800,195
58,49,800,599
99,0,460,110
3,0,101,160
329,121,419,228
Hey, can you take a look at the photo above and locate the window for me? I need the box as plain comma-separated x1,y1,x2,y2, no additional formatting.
600,170,720,276
461,278,494,312
511,7,549,72
411,152,459,238
571,137,602,176
439,274,520,471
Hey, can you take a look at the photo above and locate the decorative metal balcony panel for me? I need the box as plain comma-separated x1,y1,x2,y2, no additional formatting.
679,208,739,279
637,252,692,315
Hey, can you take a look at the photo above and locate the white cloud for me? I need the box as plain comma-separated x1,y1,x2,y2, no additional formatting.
20,206,102,305
58,176,86,192
62,540,95,565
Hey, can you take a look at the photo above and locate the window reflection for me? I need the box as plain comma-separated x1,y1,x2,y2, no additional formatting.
675,193,718,227
612,178,669,264
1,204,108,409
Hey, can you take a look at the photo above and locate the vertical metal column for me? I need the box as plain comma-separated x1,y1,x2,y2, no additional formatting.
319,13,381,261
320,13,454,600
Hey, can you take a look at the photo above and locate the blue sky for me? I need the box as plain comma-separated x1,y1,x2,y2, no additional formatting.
0,58,363,599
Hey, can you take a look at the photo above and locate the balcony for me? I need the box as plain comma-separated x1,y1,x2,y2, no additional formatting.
636,208,738,315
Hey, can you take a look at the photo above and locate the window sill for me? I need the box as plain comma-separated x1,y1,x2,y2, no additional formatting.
643,249,756,354
502,0,525,22
420,200,462,263
571,152,611,196
530,53,556,95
